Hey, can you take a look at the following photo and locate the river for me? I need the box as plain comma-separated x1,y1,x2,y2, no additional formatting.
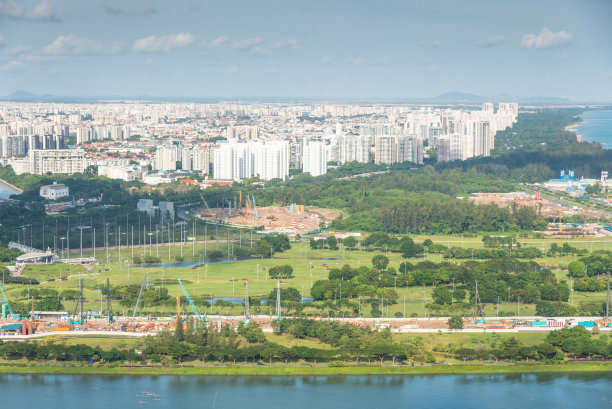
576,110,612,148
0,373,610,408
0,179,20,199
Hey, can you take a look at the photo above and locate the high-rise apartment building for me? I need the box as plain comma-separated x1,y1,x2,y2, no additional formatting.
337,135,371,164
154,145,178,171
302,139,327,176
375,135,423,165
213,141,289,181
27,149,86,175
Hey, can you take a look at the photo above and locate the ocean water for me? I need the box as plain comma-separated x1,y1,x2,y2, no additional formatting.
576,110,612,148
0,373,611,409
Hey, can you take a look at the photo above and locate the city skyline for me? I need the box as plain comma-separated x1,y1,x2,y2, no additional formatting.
0,0,611,101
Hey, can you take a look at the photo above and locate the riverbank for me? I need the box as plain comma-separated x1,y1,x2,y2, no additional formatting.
1,362,611,376
0,178,22,196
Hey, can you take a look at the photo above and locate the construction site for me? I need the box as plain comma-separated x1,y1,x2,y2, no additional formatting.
196,191,335,235
469,192,612,237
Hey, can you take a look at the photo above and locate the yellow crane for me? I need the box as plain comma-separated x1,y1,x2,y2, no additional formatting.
200,194,216,217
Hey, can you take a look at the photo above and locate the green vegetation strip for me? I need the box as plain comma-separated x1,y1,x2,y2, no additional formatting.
0,362,611,376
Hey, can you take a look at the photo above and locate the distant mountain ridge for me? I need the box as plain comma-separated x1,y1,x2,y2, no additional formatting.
1,90,577,105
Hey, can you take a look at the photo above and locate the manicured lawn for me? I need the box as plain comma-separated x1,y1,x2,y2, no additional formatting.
5,234,609,318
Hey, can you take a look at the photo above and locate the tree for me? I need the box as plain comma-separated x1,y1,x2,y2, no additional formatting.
254,239,272,258
447,315,464,330
372,255,389,271
326,236,339,251
267,287,301,303
343,236,357,250
432,286,453,305
400,237,420,258
568,260,586,277
453,288,466,303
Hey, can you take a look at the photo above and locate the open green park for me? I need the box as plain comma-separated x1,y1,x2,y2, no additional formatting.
5,233,612,318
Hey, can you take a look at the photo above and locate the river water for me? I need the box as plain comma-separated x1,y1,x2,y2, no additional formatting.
0,373,610,408
0,180,20,199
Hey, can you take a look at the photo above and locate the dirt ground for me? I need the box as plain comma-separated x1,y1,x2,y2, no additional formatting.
203,206,330,234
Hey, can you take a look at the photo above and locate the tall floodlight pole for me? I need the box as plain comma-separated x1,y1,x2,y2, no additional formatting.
67,217,70,258
118,225,121,262
245,279,250,319
606,271,611,321
276,279,281,320
204,222,207,257
93,228,96,260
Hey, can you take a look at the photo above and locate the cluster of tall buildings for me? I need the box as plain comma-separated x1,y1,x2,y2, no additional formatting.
213,140,290,181
0,101,519,182
76,124,130,144
153,143,210,172
435,103,518,162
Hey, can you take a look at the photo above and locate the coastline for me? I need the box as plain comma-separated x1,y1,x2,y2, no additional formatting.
0,362,611,376
0,178,23,194
565,119,583,142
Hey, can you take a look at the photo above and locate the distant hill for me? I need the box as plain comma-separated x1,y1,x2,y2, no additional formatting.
1,90,575,105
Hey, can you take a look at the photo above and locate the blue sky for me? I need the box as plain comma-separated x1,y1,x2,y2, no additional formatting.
0,0,610,100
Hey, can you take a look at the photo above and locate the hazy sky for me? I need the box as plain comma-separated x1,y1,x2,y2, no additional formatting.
0,0,611,100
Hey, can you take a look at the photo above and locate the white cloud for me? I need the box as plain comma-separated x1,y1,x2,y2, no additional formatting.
4,44,32,55
231,37,263,51
264,67,277,74
273,40,301,50
343,56,365,65
521,27,572,49
201,35,229,51
133,33,194,52
0,0,57,21
225,65,239,74
201,35,266,54
104,2,156,16
321,56,332,64
0,35,5,45
477,36,505,47
144,58,154,65
373,56,393,65
419,40,443,48
2,60,25,71
42,34,124,55
558,52,571,59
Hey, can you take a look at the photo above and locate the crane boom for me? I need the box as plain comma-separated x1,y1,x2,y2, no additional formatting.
132,275,148,317
199,194,215,217
178,278,206,321
0,282,14,315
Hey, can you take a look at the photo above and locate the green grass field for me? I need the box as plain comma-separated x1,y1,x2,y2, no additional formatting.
4,234,611,318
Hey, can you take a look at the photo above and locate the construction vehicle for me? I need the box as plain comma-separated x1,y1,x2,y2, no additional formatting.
199,194,216,217
0,282,20,320
178,278,207,326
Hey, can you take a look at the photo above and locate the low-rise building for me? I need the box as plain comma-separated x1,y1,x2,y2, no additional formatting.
40,182,69,200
